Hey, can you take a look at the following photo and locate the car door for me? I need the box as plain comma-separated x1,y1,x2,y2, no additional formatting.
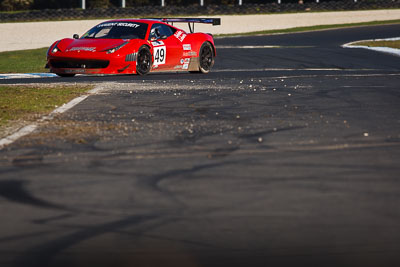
149,23,183,70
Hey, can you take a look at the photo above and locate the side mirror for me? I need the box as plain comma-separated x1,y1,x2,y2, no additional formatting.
73,34,79,39
160,35,168,40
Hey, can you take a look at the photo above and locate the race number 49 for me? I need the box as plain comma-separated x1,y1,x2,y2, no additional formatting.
153,46,166,65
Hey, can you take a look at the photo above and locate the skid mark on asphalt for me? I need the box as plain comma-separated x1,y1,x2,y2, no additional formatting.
108,141,400,160
15,214,163,267
238,126,305,141
0,230,57,243
134,160,242,211
0,180,68,211
32,213,75,224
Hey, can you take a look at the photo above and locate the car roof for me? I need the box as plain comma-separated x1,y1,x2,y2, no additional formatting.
97,19,183,36
101,19,166,26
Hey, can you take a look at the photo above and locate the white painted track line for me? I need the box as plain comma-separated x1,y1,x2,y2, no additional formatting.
0,73,57,79
213,68,380,72
216,45,314,49
0,85,105,149
342,37,400,57
0,125,38,148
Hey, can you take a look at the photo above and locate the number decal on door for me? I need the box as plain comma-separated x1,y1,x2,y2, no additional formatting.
153,46,166,65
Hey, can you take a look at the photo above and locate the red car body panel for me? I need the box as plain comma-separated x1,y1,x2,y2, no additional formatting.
47,19,217,75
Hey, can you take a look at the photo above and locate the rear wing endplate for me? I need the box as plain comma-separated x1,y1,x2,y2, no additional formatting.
147,18,221,33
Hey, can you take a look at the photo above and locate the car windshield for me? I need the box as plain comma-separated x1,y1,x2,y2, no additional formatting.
82,21,148,40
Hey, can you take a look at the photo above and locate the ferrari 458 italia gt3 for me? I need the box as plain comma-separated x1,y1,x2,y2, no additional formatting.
46,18,220,77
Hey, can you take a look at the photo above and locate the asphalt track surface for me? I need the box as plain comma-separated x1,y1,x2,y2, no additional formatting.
0,24,400,267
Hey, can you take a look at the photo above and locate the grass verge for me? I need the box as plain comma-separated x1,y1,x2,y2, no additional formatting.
216,19,400,37
0,85,93,128
352,40,400,49
0,47,48,73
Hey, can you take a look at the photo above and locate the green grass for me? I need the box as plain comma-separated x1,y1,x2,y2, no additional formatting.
0,47,48,73
0,85,93,126
216,19,400,37
353,40,400,49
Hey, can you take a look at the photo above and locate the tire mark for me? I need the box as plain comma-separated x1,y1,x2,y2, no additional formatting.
0,180,68,211
13,214,162,267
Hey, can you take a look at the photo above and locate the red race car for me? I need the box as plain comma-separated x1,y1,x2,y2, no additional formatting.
46,18,220,77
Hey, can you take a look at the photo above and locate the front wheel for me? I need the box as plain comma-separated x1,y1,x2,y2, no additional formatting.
196,42,214,74
136,46,152,75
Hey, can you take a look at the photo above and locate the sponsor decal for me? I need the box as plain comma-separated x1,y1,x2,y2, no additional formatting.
68,47,96,52
183,51,197,57
174,65,182,70
151,40,165,46
97,22,140,28
179,58,190,65
183,44,191,51
174,31,187,42
182,63,189,70
153,46,166,65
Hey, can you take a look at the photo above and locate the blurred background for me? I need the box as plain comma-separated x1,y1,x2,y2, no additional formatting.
1,0,397,10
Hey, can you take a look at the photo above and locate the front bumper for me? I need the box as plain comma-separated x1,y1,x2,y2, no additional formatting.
47,51,137,75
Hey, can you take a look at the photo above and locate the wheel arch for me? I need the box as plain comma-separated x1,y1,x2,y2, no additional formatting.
136,44,153,75
206,40,216,57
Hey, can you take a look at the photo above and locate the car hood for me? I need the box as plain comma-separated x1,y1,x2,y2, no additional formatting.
57,38,130,52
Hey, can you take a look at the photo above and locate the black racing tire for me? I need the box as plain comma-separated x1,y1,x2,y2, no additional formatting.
56,73,75,77
197,42,214,74
136,46,152,76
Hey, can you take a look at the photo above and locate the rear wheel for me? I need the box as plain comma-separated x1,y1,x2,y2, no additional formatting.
136,46,152,75
56,73,75,77
196,42,214,74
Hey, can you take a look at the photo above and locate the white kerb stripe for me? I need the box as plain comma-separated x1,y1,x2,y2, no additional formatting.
0,85,105,149
0,125,38,148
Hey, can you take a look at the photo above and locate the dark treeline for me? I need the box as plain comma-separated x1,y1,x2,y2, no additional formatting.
1,0,294,11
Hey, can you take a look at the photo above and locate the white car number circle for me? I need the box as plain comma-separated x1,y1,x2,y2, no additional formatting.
153,46,166,65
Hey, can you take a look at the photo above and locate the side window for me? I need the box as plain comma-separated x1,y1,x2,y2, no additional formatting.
159,24,173,37
167,25,177,35
148,25,158,40
148,24,175,40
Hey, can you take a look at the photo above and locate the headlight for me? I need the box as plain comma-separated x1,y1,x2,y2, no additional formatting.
104,42,128,54
49,41,61,54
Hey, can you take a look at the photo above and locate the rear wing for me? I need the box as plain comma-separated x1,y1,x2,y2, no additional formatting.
146,18,221,33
